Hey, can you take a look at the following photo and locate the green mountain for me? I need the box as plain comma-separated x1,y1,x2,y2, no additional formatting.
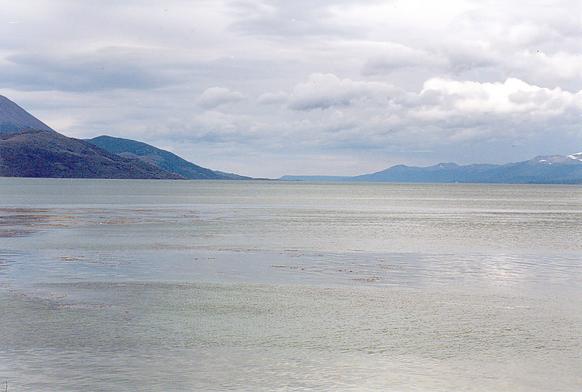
87,135,250,180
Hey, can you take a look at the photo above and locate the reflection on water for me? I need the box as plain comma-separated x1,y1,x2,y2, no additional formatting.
0,178,582,391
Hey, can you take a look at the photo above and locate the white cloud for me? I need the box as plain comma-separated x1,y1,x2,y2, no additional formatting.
2,0,582,176
362,43,447,75
268,73,582,158
197,87,245,109
288,73,400,110
417,78,582,117
257,91,287,105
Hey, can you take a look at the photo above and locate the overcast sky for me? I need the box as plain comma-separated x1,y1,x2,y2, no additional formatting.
1,0,582,177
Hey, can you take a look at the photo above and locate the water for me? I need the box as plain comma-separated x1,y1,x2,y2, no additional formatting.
0,178,581,391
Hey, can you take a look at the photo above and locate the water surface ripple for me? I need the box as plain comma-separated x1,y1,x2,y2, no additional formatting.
0,179,581,391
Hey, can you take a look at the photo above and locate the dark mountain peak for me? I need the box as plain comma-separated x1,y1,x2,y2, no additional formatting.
0,95,54,134
0,96,186,179
0,96,250,180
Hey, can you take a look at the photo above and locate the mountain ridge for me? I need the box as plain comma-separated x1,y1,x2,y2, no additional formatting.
281,154,582,184
0,130,181,179
0,95,249,180
0,95,55,134
86,135,251,180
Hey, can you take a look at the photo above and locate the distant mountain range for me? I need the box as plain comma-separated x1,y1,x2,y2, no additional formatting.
0,95,250,180
282,154,582,184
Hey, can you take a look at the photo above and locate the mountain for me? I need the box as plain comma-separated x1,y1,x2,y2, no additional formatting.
0,95,183,179
86,135,250,180
0,95,247,180
0,95,55,134
281,154,582,184
352,162,499,183
0,130,181,179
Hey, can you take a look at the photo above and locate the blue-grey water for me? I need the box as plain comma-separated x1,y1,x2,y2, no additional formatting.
0,178,581,391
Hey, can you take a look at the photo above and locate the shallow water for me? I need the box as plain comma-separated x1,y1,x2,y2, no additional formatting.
0,178,581,391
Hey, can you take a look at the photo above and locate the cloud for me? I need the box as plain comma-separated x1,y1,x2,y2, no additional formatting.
197,87,245,109
0,48,177,92
270,73,582,157
288,73,400,110
362,43,447,75
417,77,582,117
2,0,582,176
228,0,381,39
257,91,287,105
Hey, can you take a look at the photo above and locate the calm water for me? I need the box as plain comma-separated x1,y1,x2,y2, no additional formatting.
0,178,581,391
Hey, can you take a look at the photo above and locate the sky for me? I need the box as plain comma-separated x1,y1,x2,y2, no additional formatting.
1,0,582,178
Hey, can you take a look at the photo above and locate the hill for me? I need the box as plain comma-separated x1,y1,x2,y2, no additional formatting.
0,130,181,179
87,135,250,180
